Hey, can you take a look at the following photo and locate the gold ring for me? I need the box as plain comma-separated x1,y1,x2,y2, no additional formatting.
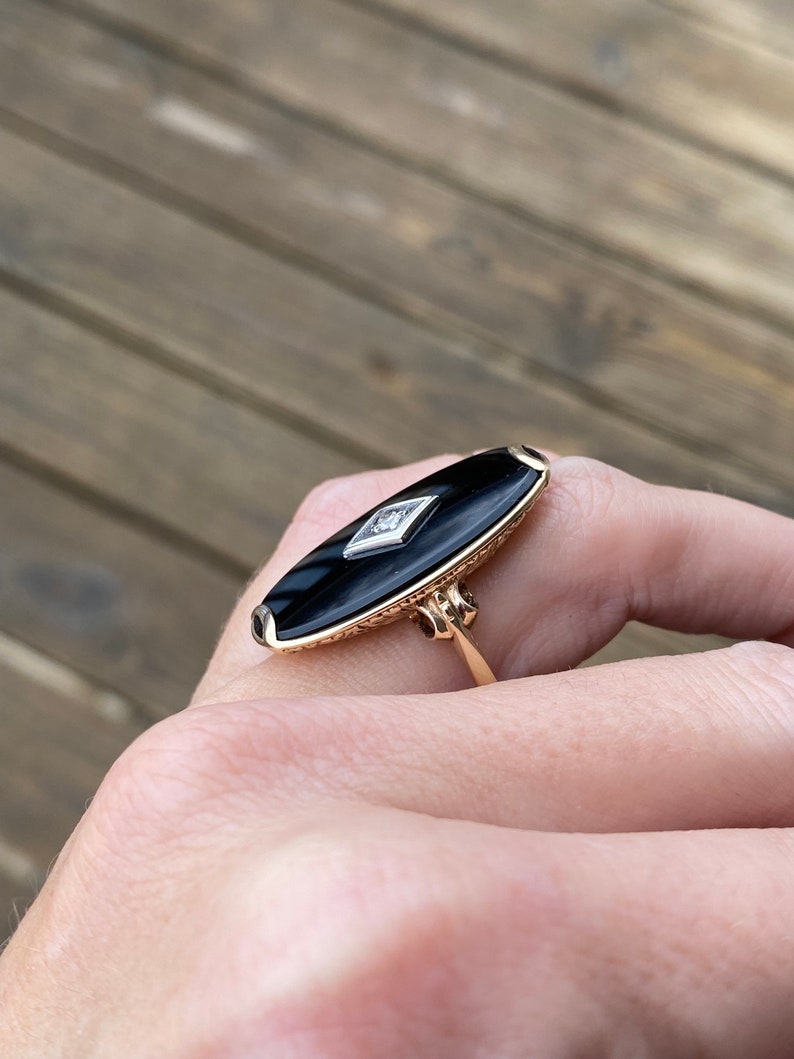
251,445,550,686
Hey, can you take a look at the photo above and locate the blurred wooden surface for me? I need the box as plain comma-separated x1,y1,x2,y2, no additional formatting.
0,0,792,937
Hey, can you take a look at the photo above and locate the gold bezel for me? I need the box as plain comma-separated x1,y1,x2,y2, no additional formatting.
252,445,550,653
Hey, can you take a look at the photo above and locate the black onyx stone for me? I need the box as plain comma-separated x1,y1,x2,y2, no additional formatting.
261,447,544,643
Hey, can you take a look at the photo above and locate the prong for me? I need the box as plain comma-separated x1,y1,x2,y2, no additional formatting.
412,582,479,640
412,585,495,684
251,604,276,647
411,594,452,640
447,581,480,628
508,444,551,475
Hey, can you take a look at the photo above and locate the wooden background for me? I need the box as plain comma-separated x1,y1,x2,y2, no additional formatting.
1,0,793,938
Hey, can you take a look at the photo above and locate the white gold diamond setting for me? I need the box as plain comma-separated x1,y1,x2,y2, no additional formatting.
343,495,440,559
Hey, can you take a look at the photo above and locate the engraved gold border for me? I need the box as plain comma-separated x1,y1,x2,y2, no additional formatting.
253,445,550,653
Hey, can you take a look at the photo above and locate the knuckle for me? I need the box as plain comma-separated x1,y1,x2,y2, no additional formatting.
246,821,569,1057
88,711,231,853
294,474,356,526
728,637,794,671
91,696,373,854
699,643,794,790
539,456,636,619
546,456,629,539
724,640,794,704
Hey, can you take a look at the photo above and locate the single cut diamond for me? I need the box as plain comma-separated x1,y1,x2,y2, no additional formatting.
343,495,439,559
372,510,404,533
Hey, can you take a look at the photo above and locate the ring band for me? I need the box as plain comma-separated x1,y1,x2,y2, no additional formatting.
251,445,551,686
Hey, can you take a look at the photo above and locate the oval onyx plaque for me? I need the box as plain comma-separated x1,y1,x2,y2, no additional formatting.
254,445,549,650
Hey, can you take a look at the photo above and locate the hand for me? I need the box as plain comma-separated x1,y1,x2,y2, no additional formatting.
2,455,794,1057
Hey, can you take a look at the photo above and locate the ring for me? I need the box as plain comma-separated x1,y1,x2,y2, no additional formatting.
251,445,551,686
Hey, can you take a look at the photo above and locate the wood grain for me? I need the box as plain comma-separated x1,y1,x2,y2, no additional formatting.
0,134,792,520
57,0,794,326
0,0,792,493
0,645,141,940
585,623,730,668
0,463,239,717
655,0,794,58
0,290,364,570
366,0,794,175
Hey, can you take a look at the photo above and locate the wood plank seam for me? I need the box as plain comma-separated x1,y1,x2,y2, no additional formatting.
0,434,250,581
648,0,794,64
339,0,794,190
0,110,791,497
46,0,794,195
0,631,143,729
29,0,794,340
0,464,228,723
0,838,39,890
0,275,370,569
1,262,788,508
3,0,791,448
0,461,242,717
0,197,386,471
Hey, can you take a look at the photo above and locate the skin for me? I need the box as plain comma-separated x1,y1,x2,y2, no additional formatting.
1,453,794,1057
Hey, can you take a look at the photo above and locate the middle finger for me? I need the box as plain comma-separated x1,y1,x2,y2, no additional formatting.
185,641,794,834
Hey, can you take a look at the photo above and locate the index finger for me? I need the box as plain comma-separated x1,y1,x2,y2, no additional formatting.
193,454,794,705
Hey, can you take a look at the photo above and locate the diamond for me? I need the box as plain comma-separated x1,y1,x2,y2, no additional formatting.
343,495,439,559
373,510,404,533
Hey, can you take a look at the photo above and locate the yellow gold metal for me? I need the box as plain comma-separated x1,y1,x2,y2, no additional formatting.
255,445,550,657
413,582,496,686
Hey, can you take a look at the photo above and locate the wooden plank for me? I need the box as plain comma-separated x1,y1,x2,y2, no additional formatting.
0,641,141,938
584,623,730,668
655,0,794,58
367,0,794,176
0,291,364,571
55,0,794,327
0,130,789,517
0,462,240,716
0,849,39,944
1,1,793,494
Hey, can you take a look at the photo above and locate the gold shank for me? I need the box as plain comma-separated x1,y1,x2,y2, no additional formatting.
413,582,497,686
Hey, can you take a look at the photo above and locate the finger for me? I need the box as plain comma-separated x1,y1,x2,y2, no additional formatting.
496,455,794,674
195,454,794,705
496,824,794,1055
183,642,794,835
271,811,794,1056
